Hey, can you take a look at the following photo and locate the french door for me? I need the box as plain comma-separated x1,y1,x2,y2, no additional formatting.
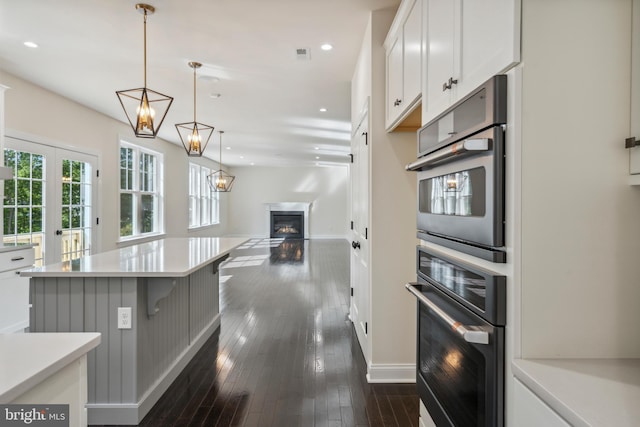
3,136,98,266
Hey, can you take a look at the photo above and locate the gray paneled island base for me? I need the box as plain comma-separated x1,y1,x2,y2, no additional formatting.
22,237,247,425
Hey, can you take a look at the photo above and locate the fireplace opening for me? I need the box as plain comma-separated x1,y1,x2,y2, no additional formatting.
270,211,304,239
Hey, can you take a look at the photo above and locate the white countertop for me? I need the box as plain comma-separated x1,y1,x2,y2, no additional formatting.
0,332,101,403
21,237,247,278
0,243,36,254
513,358,640,427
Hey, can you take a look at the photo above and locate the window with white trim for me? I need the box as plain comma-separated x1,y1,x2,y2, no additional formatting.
188,163,219,228
119,142,164,239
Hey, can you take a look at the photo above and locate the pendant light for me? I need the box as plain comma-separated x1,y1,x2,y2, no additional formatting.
207,131,236,192
175,62,214,156
116,3,173,139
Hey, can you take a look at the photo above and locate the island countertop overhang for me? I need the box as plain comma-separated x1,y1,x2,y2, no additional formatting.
21,237,247,278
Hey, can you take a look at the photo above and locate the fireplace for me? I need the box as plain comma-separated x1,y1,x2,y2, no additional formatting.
270,211,304,239
265,202,311,239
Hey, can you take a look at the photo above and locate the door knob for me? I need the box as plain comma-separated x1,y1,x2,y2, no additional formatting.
55,230,63,236
354,241,361,249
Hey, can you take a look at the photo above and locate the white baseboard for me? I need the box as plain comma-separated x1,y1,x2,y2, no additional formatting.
366,363,416,383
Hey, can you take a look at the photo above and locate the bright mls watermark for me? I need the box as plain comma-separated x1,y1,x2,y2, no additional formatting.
0,405,69,426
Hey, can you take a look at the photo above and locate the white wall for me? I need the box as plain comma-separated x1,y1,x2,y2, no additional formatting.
519,0,640,358
0,70,227,253
225,165,349,239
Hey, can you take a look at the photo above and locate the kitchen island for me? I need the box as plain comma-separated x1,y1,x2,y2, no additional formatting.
21,237,246,425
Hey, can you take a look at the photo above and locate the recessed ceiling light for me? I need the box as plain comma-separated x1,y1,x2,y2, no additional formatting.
315,156,320,159
210,93,221,99
250,162,255,166
319,108,327,112
226,146,231,150
314,147,320,150
24,41,38,48
321,44,333,51
240,156,244,159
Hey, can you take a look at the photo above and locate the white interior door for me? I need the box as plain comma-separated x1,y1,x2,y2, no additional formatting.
3,137,98,266
350,113,370,357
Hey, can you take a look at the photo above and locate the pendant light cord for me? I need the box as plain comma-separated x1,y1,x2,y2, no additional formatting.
219,132,223,169
193,66,197,122
143,10,148,87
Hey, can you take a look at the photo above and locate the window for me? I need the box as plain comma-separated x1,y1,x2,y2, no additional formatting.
3,148,46,266
120,142,164,239
188,163,219,228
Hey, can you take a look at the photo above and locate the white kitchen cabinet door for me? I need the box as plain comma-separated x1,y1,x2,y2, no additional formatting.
629,0,640,176
424,0,520,123
457,0,520,98
426,0,456,120
387,34,404,126
403,0,422,107
513,379,571,427
0,247,34,333
385,0,423,130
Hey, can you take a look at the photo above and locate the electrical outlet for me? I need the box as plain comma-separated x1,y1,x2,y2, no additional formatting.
117,307,132,329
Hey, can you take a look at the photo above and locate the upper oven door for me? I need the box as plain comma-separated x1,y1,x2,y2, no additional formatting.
417,125,504,248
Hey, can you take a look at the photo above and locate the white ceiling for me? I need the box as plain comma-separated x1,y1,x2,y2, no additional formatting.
0,0,400,167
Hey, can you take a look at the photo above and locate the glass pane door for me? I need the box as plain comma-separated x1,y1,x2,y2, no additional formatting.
3,137,98,266
3,147,47,266
59,157,93,262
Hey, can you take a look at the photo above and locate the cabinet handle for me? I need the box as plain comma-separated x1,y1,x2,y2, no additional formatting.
443,77,459,91
625,136,639,148
394,98,402,106
15,271,21,275
11,256,24,261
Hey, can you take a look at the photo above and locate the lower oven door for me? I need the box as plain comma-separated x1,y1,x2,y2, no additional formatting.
417,125,504,248
410,280,504,427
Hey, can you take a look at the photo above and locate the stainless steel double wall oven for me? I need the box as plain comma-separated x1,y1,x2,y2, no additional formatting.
406,75,508,427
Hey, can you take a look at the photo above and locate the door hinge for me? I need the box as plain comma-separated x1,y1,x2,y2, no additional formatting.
96,169,100,178
625,136,639,148
350,287,354,297
96,217,99,225
350,221,354,230
349,154,354,163
363,132,368,145
365,228,368,239
365,322,368,334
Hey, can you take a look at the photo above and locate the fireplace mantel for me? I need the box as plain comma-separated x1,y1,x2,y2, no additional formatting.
265,202,311,238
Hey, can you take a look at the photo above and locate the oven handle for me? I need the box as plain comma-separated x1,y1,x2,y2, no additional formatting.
405,283,489,345
405,138,490,171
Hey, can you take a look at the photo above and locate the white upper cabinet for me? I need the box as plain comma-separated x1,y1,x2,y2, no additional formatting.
629,0,640,179
424,0,520,124
385,0,423,131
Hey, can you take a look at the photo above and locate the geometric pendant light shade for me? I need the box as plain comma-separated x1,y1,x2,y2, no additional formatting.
175,62,214,156
207,131,236,192
116,3,173,139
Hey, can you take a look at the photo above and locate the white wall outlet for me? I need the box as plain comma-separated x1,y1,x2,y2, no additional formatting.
117,307,132,329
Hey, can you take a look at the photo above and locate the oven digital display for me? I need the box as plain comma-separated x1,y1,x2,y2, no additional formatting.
418,252,486,311
419,166,486,217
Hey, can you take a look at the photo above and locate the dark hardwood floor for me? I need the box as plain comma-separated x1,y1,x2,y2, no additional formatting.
98,238,419,427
